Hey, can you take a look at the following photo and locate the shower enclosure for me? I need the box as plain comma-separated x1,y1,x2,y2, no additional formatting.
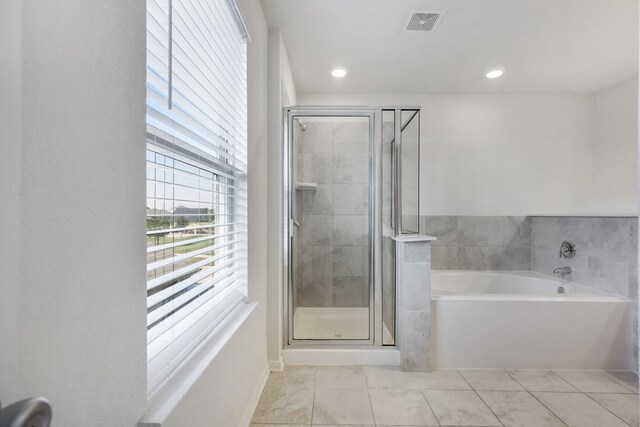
284,106,420,347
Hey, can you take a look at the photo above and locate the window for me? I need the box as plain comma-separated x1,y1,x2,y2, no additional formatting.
145,0,248,394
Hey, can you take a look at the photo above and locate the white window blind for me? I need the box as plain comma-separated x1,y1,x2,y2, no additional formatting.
146,0,248,395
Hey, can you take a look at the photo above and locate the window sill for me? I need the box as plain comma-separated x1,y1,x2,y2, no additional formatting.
138,302,258,427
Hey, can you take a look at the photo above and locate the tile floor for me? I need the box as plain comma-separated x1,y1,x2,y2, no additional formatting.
251,366,639,427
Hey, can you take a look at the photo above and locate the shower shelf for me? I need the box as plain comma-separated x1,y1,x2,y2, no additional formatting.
295,182,317,191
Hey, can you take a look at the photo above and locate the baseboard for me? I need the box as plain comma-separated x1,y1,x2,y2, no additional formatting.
240,363,270,427
283,347,400,366
269,357,284,372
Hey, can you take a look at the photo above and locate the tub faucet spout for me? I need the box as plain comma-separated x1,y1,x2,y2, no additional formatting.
553,266,571,275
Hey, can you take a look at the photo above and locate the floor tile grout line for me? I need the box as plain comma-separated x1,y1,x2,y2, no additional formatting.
455,369,474,390
365,384,378,426
417,388,442,426
311,366,317,425
455,369,505,427
514,369,580,392
504,370,569,427
601,370,640,394
553,370,638,394
553,369,638,394
458,368,526,392
582,392,635,427
470,388,505,427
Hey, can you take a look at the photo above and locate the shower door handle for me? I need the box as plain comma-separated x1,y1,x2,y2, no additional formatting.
291,219,300,230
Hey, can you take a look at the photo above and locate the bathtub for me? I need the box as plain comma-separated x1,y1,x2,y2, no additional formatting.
431,270,632,370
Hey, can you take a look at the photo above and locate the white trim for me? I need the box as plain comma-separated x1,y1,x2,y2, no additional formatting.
239,363,269,427
225,0,249,40
268,357,285,372
391,234,437,242
139,303,257,427
283,347,400,366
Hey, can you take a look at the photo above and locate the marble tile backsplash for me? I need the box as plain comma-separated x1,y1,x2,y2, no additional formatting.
530,216,638,367
422,214,639,367
420,216,532,271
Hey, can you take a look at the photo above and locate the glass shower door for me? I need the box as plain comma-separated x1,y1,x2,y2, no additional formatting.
289,114,372,341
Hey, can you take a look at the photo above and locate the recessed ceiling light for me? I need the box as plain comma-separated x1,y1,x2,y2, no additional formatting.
331,67,348,78
486,69,504,79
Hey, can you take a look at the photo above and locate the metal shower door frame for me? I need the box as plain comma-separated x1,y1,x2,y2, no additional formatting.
283,105,421,347
284,106,381,346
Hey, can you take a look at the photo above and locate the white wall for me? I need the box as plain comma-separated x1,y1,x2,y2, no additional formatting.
0,0,22,406
299,92,600,216
17,1,148,425
593,77,639,213
266,30,297,368
5,1,273,426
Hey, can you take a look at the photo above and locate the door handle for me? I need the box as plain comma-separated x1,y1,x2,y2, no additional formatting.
0,397,52,427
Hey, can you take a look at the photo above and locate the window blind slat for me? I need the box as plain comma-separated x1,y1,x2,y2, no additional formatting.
147,247,245,293
146,257,245,312
147,283,245,370
147,229,241,253
147,97,248,166
147,160,248,194
147,69,248,150
146,0,247,396
147,288,245,392
146,222,244,236
146,108,247,173
147,268,244,335
147,238,242,272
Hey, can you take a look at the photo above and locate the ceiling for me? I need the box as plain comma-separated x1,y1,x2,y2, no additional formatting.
260,0,638,94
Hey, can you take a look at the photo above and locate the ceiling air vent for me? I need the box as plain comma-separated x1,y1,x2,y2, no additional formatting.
404,11,446,33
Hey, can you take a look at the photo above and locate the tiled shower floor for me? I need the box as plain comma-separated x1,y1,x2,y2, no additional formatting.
251,365,639,426
292,308,394,342
293,307,370,339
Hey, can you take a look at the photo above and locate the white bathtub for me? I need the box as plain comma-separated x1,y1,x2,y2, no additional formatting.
431,270,632,370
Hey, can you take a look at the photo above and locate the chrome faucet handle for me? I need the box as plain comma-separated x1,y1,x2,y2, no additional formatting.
559,240,576,259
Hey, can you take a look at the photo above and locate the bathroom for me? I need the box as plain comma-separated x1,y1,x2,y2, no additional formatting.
259,0,640,425
1,0,638,426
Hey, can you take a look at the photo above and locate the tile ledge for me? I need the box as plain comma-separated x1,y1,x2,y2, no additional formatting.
529,213,638,218
392,234,437,242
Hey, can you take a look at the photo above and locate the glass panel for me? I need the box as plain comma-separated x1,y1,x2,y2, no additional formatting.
291,116,371,340
401,110,420,234
381,110,396,345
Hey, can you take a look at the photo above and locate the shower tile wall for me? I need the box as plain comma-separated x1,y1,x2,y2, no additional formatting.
296,120,370,308
420,216,532,270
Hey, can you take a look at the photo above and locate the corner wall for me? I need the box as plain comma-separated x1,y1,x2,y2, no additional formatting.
0,0,22,405
5,1,272,425
18,0,147,424
267,29,297,369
